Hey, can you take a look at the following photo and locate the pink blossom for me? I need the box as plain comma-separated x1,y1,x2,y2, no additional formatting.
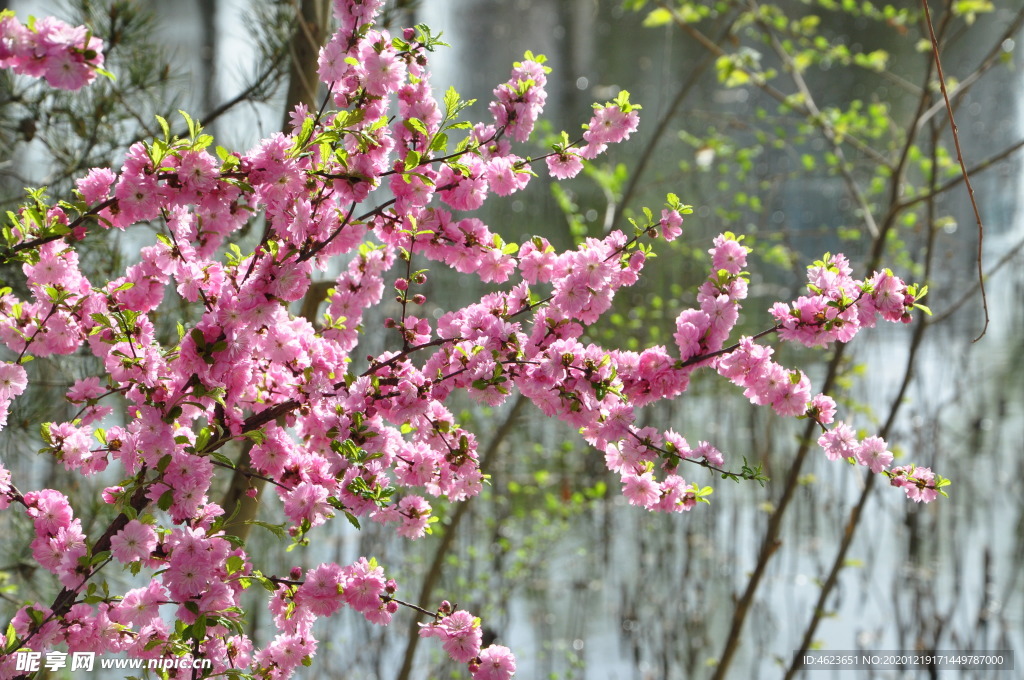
255,633,317,676
584,105,639,145
24,488,74,536
165,559,211,598
420,610,483,663
807,394,836,424
890,465,939,503
0,361,27,400
870,269,909,322
656,475,699,513
76,167,117,204
472,644,517,680
659,208,684,241
110,519,157,564
359,39,406,97
710,234,748,274
518,237,557,283
0,14,105,90
673,309,709,362
49,421,107,475
66,375,105,403
395,495,432,539
282,481,334,528
489,58,548,141
769,369,811,418
295,564,344,617
318,36,350,82
111,581,167,628
818,422,858,461
545,151,583,179
693,441,724,467
113,170,162,226
0,4,946,673
485,156,525,196
12,603,61,649
855,436,893,473
622,471,660,509
342,557,387,614
0,461,11,510
439,163,488,211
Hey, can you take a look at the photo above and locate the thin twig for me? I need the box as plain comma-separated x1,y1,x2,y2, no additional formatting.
896,137,1024,212
921,0,989,341
931,231,1024,325
916,7,1024,130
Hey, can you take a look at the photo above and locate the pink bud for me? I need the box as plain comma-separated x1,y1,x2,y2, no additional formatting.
101,486,123,504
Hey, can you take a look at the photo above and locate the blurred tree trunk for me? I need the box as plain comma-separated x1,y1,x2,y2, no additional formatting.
197,0,218,117
281,0,330,129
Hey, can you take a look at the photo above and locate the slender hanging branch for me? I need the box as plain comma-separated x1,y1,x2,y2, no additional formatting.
920,0,989,341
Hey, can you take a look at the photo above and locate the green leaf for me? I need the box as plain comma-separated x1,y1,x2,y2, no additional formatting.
243,429,266,445
404,117,428,136
296,115,315,152
180,109,199,140
245,520,287,539
40,422,53,445
155,114,170,141
642,8,673,26
226,555,245,574
94,66,116,82
344,511,361,529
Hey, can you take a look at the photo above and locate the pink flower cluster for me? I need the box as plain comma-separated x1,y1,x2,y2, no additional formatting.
489,54,549,142
544,96,640,179
419,604,516,679
580,101,640,158
23,489,88,591
0,11,105,90
716,251,942,502
769,254,919,348
0,0,944,677
0,361,27,431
